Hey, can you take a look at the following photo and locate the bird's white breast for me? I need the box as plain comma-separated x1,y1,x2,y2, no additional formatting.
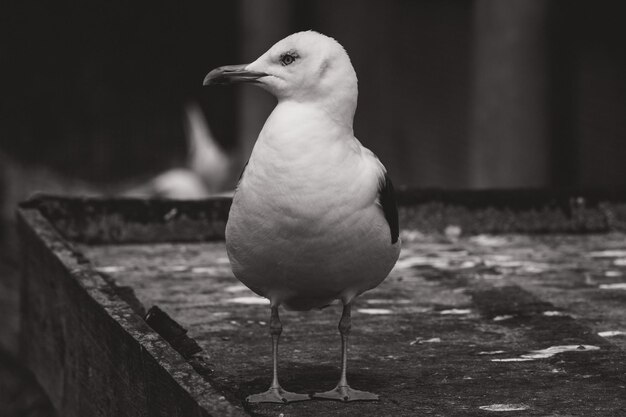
225,102,400,310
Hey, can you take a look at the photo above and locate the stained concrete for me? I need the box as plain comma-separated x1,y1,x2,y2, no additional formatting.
80,232,626,416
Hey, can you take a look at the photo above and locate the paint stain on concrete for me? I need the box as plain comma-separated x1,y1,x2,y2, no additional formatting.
357,308,393,315
440,308,472,315
227,296,269,305
479,403,530,411
598,330,626,337
599,283,626,290
492,345,600,362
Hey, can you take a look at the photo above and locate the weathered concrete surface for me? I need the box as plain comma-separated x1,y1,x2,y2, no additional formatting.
18,209,247,417
81,233,626,416
0,220,56,417
17,193,626,416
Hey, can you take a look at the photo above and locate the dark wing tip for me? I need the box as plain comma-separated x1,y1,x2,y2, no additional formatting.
379,173,399,244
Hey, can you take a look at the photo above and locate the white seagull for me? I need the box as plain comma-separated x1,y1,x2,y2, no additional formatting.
203,31,401,404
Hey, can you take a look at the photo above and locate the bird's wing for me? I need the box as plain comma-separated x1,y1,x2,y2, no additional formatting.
378,173,399,244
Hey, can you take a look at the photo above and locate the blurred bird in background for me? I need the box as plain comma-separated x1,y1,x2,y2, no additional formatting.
123,103,233,199
1,102,233,218
0,102,233,267
204,31,400,403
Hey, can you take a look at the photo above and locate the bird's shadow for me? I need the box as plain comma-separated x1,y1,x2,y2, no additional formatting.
237,362,387,403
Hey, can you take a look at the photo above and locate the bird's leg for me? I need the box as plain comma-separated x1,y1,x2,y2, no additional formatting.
246,306,310,404
313,302,379,402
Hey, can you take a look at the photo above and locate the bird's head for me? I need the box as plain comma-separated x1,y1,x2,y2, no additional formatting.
204,31,358,122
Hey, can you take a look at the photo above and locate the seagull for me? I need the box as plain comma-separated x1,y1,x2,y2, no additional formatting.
203,31,401,404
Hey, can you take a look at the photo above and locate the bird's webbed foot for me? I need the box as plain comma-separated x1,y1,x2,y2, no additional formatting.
246,387,311,404
313,385,379,402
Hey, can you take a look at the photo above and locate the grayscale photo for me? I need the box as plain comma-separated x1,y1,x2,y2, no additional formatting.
1,1,626,416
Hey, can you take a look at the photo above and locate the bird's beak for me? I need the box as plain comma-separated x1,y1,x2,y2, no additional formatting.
203,64,268,86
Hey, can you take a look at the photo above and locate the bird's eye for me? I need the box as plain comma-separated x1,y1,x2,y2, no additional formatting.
280,52,297,66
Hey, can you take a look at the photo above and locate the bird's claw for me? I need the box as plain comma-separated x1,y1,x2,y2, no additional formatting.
313,385,379,402
246,387,311,404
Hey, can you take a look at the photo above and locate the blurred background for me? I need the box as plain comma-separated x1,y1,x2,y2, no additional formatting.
2,0,626,213
1,0,625,414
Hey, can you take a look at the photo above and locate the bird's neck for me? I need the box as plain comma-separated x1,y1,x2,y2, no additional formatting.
262,101,354,145
273,98,356,133
275,76,358,131
308,64,359,129
251,101,360,174
319,96,357,130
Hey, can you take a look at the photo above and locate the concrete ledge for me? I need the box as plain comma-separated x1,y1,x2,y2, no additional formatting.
17,191,626,416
